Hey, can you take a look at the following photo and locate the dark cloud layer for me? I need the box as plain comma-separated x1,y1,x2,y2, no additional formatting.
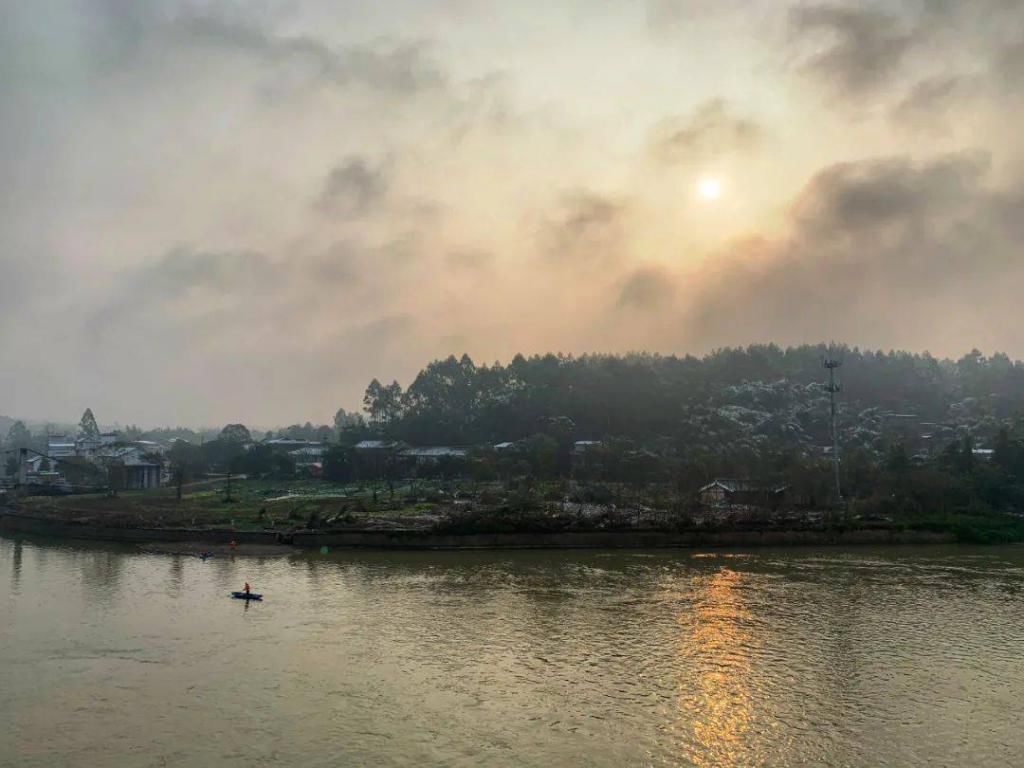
317,157,392,216
651,99,762,165
618,266,675,309
645,0,749,31
995,37,1024,91
790,4,915,96
178,13,444,94
889,75,967,133
542,192,627,264
683,151,1024,352
88,247,275,339
790,151,989,235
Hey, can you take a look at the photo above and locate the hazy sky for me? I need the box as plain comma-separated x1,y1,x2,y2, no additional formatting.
3,0,1024,426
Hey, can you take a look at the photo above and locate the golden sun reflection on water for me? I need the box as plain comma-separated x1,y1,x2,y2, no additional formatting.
676,567,758,768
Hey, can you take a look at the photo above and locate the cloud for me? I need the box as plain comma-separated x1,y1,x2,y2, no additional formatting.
681,151,1024,353
994,38,1024,92
918,0,1024,35
889,75,968,133
789,4,915,96
88,247,277,339
146,247,274,294
5,0,1024,425
651,99,763,165
541,191,627,264
789,151,989,236
178,13,444,95
316,157,392,217
321,312,416,363
310,240,362,284
446,249,493,271
618,267,675,309
350,312,414,343
645,0,748,31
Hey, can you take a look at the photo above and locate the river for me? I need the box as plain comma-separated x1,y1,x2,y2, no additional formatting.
2,536,1023,767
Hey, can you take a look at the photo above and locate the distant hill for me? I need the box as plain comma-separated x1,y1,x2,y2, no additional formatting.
0,415,14,436
367,345,1024,456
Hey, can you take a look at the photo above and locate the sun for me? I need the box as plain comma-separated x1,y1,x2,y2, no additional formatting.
697,176,723,201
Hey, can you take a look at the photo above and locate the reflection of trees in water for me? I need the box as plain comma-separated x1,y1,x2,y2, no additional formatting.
33,543,50,570
78,550,125,600
167,555,184,596
302,555,329,590
211,555,239,583
11,539,23,590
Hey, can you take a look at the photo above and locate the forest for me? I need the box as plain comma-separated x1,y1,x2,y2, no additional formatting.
363,344,1024,449
350,344,1024,530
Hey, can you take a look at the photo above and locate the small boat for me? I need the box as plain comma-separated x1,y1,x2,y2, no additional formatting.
230,591,263,601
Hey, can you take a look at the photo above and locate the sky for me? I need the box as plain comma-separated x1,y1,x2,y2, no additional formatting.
3,0,1024,427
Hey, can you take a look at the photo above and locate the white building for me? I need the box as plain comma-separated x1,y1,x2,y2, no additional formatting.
46,435,77,458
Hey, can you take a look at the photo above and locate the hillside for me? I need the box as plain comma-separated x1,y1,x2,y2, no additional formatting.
365,345,1024,457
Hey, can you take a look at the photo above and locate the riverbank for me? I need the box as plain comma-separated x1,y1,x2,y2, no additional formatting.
11,480,1024,549
0,508,958,550
138,541,299,557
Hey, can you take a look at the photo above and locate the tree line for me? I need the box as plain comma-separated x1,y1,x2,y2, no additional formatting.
360,345,1024,448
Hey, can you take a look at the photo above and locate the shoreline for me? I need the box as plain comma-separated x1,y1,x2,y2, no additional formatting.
0,508,959,550
138,541,300,557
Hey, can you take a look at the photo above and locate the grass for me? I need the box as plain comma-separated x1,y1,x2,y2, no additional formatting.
14,478,448,530
909,512,1024,544
15,477,1024,542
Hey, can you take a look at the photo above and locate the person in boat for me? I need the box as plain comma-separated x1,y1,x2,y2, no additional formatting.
244,581,251,597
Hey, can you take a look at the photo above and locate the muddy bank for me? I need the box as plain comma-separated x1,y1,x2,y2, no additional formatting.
1,508,956,550
0,510,284,545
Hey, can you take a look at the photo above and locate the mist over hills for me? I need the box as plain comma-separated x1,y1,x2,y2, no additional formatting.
368,345,1024,456
5,345,1024,458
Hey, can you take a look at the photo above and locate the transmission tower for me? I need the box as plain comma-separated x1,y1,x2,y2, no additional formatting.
822,349,843,505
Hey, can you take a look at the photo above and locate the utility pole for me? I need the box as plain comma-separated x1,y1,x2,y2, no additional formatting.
822,349,842,506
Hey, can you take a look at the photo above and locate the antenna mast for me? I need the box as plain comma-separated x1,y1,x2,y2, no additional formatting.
822,347,842,505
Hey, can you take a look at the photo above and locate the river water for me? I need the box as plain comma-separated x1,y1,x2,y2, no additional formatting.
2,536,1023,767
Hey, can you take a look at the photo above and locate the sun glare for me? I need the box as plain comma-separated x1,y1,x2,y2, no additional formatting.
697,176,723,201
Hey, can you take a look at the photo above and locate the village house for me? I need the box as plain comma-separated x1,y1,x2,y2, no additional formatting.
24,455,53,475
26,469,70,490
263,437,318,451
571,440,602,471
46,435,77,458
353,439,401,452
352,439,403,478
75,431,121,455
399,446,467,468
698,478,788,508
289,445,327,474
104,445,162,490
